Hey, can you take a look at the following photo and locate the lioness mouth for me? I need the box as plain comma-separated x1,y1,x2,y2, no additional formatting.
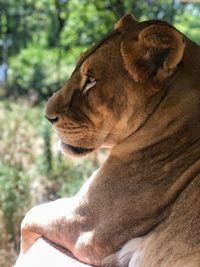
61,142,94,156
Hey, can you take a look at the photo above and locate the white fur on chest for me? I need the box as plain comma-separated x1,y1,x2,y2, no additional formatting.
128,251,142,267
118,238,143,267
103,238,144,267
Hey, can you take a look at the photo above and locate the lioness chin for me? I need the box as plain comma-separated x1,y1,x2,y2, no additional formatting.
16,14,200,267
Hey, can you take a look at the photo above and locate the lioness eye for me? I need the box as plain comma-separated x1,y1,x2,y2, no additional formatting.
83,76,96,94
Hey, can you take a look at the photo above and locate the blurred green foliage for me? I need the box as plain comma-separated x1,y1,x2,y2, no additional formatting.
1,0,200,100
0,1,200,266
0,99,99,266
0,163,30,242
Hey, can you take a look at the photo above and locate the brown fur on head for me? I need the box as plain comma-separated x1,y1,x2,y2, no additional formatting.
45,14,185,157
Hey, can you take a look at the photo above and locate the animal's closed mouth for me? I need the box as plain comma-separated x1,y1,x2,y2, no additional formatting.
61,142,94,156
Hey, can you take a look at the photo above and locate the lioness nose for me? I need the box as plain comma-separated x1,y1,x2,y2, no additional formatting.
45,90,65,124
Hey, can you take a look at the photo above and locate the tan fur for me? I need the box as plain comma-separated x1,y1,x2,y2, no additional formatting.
18,15,200,267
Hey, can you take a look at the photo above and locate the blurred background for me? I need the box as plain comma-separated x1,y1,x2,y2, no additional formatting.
0,0,200,266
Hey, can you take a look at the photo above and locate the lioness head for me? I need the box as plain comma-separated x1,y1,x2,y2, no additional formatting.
45,14,185,157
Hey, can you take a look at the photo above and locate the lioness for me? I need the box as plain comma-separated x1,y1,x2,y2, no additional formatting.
17,14,200,267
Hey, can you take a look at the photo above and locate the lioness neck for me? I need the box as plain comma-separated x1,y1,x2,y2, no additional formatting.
112,39,200,170
108,40,200,233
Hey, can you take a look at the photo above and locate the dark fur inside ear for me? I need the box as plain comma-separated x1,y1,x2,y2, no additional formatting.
121,23,185,93
134,47,170,80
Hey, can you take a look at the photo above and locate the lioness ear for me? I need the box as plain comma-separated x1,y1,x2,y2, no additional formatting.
115,14,137,30
121,24,185,91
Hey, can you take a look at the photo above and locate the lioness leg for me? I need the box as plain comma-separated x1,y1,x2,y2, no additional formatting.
20,198,76,254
